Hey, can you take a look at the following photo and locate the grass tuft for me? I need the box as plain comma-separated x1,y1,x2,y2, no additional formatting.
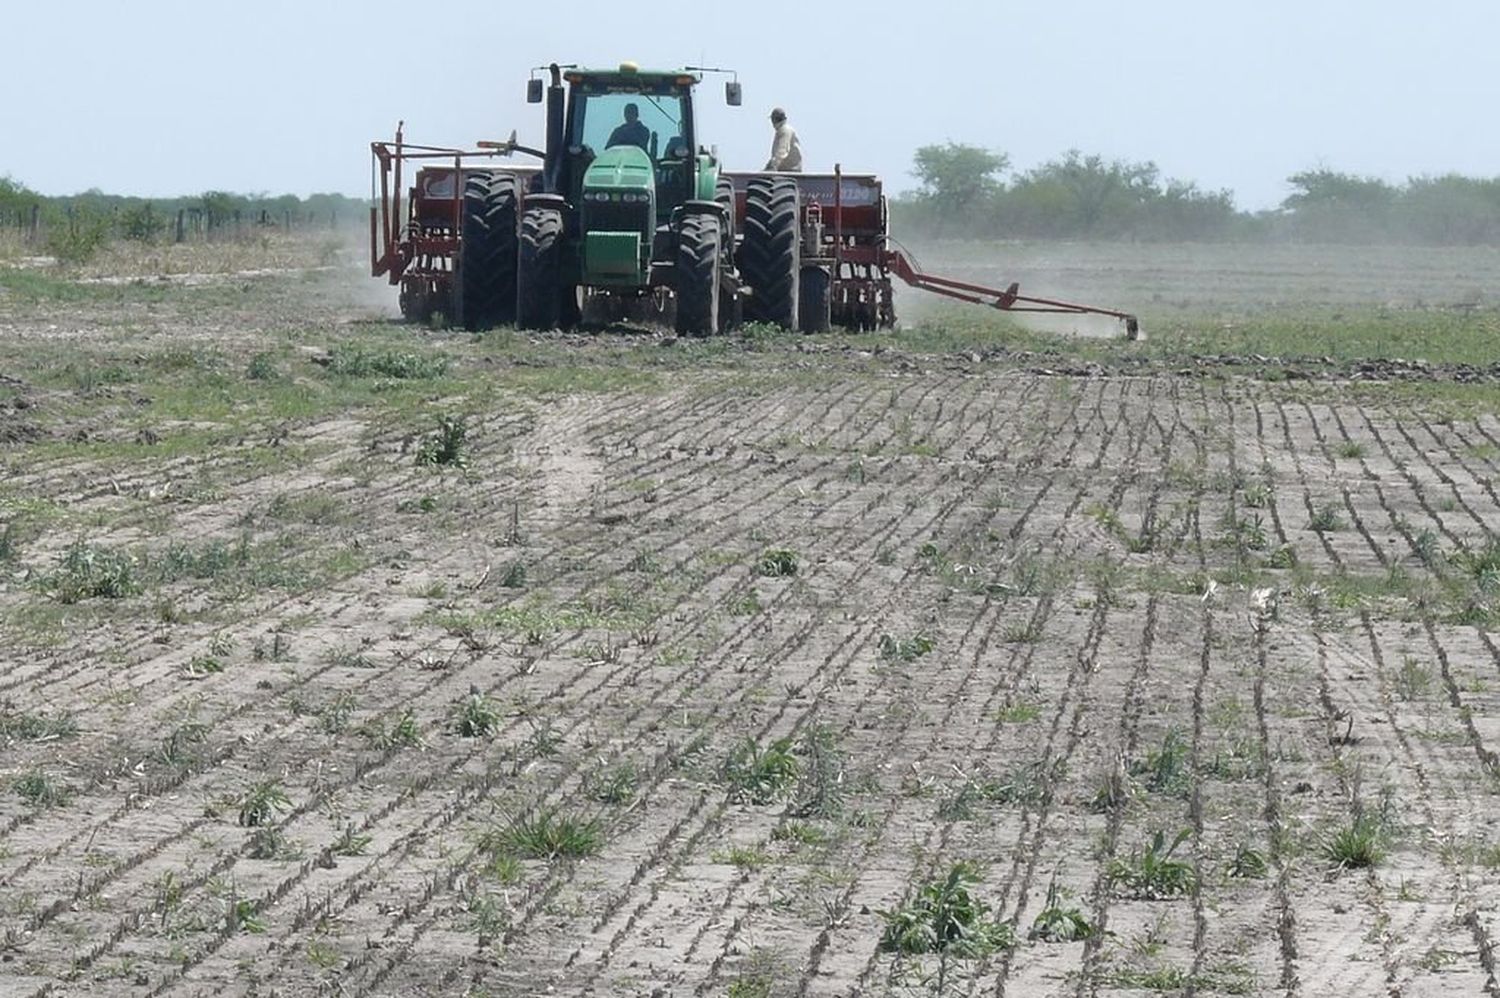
487,809,602,862
723,736,799,805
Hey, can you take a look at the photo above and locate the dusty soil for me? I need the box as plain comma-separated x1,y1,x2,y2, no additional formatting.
2,244,1500,997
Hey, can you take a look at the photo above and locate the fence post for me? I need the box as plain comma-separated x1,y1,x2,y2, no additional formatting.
175,208,186,243
28,203,39,245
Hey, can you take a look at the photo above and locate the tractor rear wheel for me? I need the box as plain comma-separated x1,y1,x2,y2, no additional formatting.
798,266,831,333
516,206,565,331
455,172,518,330
674,214,721,337
739,177,800,328
715,176,737,259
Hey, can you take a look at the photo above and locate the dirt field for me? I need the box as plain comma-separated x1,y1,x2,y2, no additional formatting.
4,239,1500,996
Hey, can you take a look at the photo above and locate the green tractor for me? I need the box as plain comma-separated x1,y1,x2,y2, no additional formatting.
451,61,794,336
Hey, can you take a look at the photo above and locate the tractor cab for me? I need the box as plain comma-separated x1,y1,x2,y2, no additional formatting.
561,68,699,225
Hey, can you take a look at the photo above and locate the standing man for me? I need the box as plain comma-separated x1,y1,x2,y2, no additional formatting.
764,107,802,172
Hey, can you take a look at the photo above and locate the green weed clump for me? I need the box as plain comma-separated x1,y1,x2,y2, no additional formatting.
237,780,291,827
417,414,468,468
1029,873,1096,942
450,689,502,737
487,809,602,861
0,708,78,742
1453,539,1500,594
328,344,449,380
14,769,70,807
878,632,935,663
50,541,141,602
1131,730,1192,798
585,763,639,805
1107,829,1197,898
364,709,423,750
879,862,1014,958
1308,505,1345,533
1322,813,1386,869
723,736,799,804
756,548,799,578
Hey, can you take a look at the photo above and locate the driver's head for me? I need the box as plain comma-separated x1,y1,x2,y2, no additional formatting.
623,103,639,122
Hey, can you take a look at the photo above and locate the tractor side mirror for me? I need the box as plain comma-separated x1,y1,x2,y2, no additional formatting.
725,81,742,107
527,79,544,104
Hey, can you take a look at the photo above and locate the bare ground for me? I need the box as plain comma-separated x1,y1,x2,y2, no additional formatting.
3,245,1500,996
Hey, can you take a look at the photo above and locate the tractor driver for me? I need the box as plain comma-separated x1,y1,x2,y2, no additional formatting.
607,103,651,152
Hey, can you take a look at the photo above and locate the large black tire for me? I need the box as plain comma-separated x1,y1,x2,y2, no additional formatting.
739,177,800,328
455,172,518,331
674,214,721,337
516,206,565,331
798,266,831,334
715,175,737,262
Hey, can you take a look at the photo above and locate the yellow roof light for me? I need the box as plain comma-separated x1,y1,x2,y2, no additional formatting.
619,61,639,73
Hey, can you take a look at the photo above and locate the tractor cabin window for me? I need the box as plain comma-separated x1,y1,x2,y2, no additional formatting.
573,92,688,163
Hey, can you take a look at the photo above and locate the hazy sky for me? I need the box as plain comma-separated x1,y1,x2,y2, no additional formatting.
4,0,1497,211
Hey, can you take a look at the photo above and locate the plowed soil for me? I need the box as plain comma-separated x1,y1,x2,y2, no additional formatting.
3,242,1500,997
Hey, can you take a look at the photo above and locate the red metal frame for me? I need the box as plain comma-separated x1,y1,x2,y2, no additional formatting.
370,124,540,319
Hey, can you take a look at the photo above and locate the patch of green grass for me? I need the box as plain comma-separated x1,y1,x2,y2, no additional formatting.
237,780,291,827
331,822,372,857
487,809,602,862
327,344,450,380
48,540,141,602
1001,620,1044,644
877,632,935,663
1453,538,1500,593
723,736,799,805
788,725,847,819
416,414,468,468
996,701,1040,724
245,352,279,381
584,762,638,805
1308,505,1345,533
1322,812,1385,870
756,548,799,578
1107,829,1197,898
450,689,502,738
363,709,423,750
712,844,771,870
937,761,1049,820
1228,843,1268,879
1029,873,1096,942
1336,441,1366,459
1131,730,1192,798
1395,657,1433,700
0,708,77,742
771,821,829,848
13,768,69,807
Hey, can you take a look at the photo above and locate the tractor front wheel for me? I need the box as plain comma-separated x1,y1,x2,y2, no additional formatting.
740,177,800,328
516,206,565,331
674,214,721,337
455,172,518,331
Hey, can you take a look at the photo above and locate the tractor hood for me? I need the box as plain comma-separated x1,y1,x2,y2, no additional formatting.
583,145,654,193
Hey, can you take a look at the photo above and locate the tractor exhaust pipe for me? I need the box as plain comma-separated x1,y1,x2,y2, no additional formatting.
542,63,565,195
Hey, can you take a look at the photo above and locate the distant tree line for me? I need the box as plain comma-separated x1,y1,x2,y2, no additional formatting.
893,144,1500,245
0,176,367,261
